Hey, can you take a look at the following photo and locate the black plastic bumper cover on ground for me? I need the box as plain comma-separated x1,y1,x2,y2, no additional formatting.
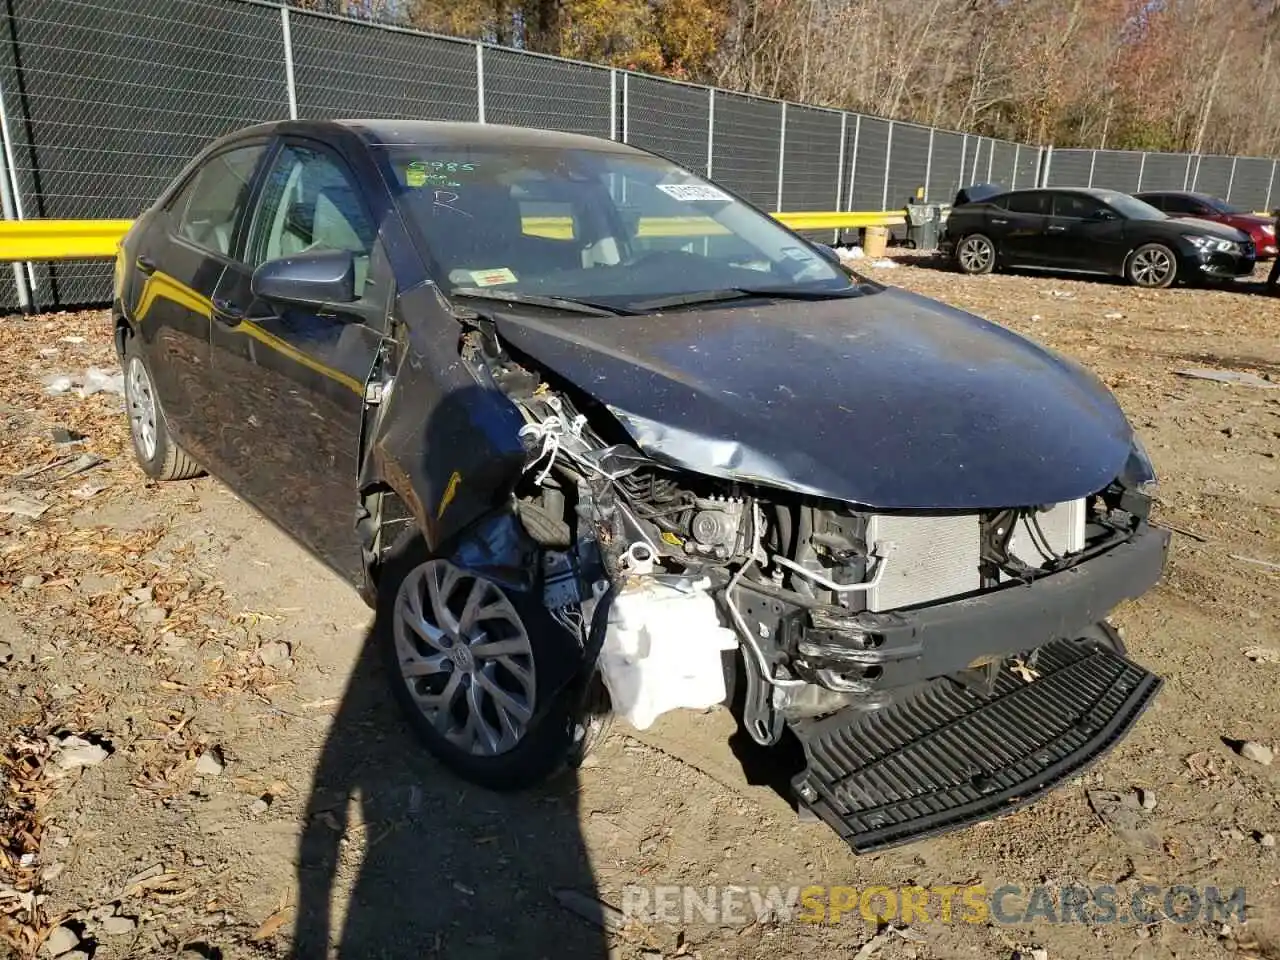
791,637,1161,852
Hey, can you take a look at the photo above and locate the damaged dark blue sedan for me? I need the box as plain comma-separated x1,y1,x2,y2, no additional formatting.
112,120,1170,852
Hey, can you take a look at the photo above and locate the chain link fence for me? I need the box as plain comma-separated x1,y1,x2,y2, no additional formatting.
1,0,1278,311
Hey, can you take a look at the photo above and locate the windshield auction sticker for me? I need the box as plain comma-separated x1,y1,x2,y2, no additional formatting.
469,267,518,287
656,183,733,203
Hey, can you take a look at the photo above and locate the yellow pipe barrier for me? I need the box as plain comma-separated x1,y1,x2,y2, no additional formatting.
0,210,906,262
775,211,907,229
0,219,135,260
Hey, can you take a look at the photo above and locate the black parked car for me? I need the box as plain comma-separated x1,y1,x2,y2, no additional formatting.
942,185,1255,287
113,120,1169,852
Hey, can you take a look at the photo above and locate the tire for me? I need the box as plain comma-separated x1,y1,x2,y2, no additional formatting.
376,533,583,791
122,334,203,481
1126,243,1177,288
956,233,996,275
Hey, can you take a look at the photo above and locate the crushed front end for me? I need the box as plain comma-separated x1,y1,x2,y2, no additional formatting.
462,316,1170,853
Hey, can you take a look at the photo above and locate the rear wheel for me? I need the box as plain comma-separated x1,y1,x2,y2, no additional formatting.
378,534,584,790
1126,243,1177,288
956,234,996,275
122,334,202,481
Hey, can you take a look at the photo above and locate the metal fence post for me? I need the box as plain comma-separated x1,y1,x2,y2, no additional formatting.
1040,145,1052,187
1087,150,1097,188
1191,155,1201,191
706,88,714,177
1266,160,1277,213
835,113,847,211
280,5,298,120
0,143,30,313
1225,156,1238,202
881,121,893,209
1011,143,1020,189
986,141,994,182
1136,152,1147,191
609,70,617,141
776,102,787,211
846,114,861,211
834,113,847,242
475,43,485,123
925,128,935,199
969,138,979,184
0,72,33,311
622,73,631,143
959,133,968,186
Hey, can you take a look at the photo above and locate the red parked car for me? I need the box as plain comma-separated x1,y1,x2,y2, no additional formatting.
1136,190,1278,259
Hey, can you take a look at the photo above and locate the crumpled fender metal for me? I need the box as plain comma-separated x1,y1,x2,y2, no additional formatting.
359,281,529,562
605,406,831,496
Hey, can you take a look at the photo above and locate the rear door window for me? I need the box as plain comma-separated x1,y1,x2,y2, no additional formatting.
1005,192,1050,215
1162,195,1198,215
1053,193,1108,219
173,145,267,257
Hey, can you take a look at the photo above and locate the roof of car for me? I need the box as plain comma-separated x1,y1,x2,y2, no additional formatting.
220,118,637,155
340,119,633,153
1001,187,1115,197
1138,191,1235,208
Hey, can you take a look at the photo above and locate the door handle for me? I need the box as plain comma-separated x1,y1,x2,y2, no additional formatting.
991,218,1008,225
135,255,157,275
1047,225,1067,233
210,297,245,326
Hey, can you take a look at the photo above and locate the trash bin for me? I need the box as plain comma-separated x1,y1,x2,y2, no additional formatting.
905,202,944,251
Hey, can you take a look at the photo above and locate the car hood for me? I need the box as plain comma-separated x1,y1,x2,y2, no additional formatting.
1170,216,1251,241
492,287,1135,509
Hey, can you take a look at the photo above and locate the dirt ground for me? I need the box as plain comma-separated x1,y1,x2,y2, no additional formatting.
1,253,1278,960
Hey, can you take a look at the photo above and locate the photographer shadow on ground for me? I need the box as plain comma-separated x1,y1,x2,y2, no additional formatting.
288,377,610,959
289,617,608,959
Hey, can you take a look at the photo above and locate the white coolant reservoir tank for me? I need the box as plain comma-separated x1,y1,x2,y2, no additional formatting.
599,574,739,731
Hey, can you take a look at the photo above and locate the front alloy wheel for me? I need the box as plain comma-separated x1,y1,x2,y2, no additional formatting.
378,537,583,791
1127,243,1177,288
393,559,537,757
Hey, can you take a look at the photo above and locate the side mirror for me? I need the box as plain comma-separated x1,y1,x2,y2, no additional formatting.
251,249,357,305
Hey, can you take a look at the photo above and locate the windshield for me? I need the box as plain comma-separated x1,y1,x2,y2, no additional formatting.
374,143,855,310
1098,192,1166,221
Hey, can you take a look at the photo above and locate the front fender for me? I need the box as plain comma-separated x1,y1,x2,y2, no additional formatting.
359,282,529,556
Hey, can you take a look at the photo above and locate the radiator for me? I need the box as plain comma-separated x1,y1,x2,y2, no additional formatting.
865,513,981,612
863,500,1086,611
